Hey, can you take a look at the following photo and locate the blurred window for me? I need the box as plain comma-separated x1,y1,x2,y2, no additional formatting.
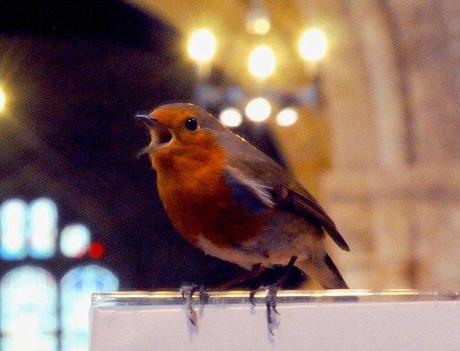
0,199,28,260
60,225,91,258
61,265,119,351
0,198,119,350
0,198,58,260
0,266,58,351
29,198,58,259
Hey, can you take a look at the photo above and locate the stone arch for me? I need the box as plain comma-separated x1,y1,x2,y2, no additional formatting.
316,0,460,289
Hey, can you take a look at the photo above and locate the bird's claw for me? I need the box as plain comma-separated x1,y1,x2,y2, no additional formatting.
198,285,210,304
249,284,281,335
179,284,210,326
249,289,257,306
267,285,280,314
180,284,199,298
180,284,200,326
265,285,280,335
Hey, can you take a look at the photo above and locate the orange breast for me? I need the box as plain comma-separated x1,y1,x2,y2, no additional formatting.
153,142,269,248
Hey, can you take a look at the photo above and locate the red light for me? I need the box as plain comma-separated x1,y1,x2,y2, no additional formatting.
88,242,105,259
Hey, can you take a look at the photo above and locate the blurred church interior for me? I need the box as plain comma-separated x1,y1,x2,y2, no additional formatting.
0,0,459,350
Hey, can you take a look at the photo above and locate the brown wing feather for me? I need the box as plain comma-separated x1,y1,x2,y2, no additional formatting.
281,185,350,251
221,133,350,251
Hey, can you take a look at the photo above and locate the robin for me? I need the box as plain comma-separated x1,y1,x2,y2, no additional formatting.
136,103,350,333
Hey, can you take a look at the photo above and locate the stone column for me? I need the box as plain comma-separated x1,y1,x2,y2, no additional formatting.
316,0,460,290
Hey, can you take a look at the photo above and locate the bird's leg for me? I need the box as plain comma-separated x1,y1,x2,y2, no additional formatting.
179,284,200,326
265,285,278,335
199,263,265,304
249,256,298,335
268,255,298,313
179,264,265,326
249,256,298,306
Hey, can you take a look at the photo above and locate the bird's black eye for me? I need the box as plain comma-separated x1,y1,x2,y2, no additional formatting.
185,117,198,131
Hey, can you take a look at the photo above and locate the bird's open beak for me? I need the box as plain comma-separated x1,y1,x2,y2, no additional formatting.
135,113,173,155
134,113,156,127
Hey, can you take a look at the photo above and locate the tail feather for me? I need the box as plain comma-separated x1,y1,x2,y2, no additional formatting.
323,254,348,289
298,253,349,289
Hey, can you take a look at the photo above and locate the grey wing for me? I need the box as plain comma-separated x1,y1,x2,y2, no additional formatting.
224,138,350,251
281,182,350,251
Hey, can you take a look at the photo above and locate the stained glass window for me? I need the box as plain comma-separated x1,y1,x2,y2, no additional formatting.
29,198,58,259
0,197,120,350
60,224,91,258
0,266,58,351
0,199,28,260
0,197,58,260
61,265,119,351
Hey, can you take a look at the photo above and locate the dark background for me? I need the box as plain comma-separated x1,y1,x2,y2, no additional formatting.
0,0,303,289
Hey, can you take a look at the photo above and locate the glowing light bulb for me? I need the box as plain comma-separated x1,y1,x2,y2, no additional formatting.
219,107,243,127
299,28,328,62
0,87,6,112
187,29,217,63
245,97,272,122
248,45,276,79
276,107,299,127
246,4,271,35
251,18,271,35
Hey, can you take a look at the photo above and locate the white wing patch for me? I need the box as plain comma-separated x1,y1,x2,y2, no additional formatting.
227,166,275,208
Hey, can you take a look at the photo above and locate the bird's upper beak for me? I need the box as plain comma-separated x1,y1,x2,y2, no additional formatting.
134,113,156,127
135,113,173,155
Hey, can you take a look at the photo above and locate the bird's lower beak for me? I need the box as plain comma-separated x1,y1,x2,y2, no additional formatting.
135,113,173,155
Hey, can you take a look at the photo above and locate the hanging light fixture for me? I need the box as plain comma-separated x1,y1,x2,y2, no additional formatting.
245,97,272,122
276,107,299,127
248,45,276,79
0,86,6,112
187,28,217,64
219,107,243,127
246,0,271,35
298,28,328,62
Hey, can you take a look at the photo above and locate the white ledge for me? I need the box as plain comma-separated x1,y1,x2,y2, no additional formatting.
90,289,460,351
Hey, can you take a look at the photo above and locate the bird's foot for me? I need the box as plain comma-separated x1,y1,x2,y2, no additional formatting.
180,284,200,326
249,284,281,335
179,284,210,326
198,285,210,304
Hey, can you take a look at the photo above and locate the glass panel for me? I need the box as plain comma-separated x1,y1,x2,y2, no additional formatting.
61,333,88,351
29,198,58,259
2,335,57,351
0,199,27,260
61,265,119,351
0,266,58,350
92,289,460,307
60,224,91,258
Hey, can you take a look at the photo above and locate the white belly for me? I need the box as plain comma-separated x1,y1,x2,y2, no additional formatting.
196,234,311,270
196,235,261,270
